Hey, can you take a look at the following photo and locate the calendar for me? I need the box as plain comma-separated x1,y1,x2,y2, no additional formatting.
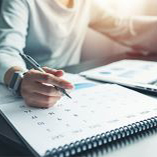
1,81,157,156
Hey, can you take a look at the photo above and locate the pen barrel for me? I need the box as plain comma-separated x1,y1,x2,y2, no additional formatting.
20,53,71,98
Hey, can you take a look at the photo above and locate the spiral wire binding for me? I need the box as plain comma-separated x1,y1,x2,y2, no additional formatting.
44,116,157,157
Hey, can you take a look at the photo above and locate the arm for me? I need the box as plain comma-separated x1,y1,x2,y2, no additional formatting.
0,0,73,107
89,0,157,53
0,0,29,84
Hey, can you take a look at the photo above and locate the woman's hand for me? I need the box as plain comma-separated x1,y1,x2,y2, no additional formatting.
20,67,73,108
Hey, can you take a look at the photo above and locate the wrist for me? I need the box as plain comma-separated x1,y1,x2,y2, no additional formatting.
4,66,26,86
5,67,28,96
8,71,25,96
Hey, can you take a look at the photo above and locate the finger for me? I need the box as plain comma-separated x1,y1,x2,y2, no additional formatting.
31,82,62,97
21,79,62,97
24,92,61,108
43,67,64,77
46,75,74,89
24,70,43,82
28,71,73,88
24,69,74,89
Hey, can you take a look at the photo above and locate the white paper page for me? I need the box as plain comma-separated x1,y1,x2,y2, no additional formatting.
0,84,21,105
80,60,157,84
1,84,157,156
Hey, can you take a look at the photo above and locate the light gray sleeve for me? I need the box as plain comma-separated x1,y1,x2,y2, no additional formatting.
0,0,29,83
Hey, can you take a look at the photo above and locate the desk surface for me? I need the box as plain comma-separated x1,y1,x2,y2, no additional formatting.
1,54,157,157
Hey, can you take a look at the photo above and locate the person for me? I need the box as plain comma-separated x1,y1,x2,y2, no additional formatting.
0,0,157,108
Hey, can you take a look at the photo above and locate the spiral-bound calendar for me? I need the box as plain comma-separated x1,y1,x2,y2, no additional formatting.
1,82,157,157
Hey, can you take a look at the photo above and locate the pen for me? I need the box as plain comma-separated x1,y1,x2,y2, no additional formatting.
20,53,72,99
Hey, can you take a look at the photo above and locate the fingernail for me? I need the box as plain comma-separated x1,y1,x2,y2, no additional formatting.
57,70,64,74
65,83,74,88
58,70,64,72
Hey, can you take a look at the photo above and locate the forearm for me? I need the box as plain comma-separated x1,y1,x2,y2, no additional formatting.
0,0,29,84
0,51,28,84
89,1,157,52
91,16,157,52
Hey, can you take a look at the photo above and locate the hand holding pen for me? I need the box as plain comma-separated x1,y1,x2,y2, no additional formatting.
19,53,73,108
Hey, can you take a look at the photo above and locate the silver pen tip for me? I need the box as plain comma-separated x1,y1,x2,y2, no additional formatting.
65,93,72,99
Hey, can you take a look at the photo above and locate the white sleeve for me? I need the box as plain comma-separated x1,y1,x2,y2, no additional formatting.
89,0,157,52
0,0,29,83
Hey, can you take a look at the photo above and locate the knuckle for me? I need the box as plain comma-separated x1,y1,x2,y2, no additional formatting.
27,98,39,107
24,70,34,80
53,87,62,96
52,87,57,94
43,74,52,82
44,96,52,104
54,77,62,86
46,98,58,108
57,79,62,85
29,69,36,73
44,96,60,107
45,86,62,97
54,96,61,103
43,102,51,108
45,86,53,95
43,103,50,108
26,70,33,76
55,90,62,97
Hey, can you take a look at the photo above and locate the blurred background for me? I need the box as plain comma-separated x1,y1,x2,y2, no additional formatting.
0,0,157,63
82,0,157,62
101,0,157,16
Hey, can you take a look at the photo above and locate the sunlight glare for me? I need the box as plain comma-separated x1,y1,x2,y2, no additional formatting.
101,0,147,16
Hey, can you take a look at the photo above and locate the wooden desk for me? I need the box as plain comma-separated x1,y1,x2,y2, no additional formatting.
1,54,157,157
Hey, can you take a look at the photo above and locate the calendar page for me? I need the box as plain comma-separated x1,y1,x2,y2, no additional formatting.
1,83,157,156
81,60,157,84
0,84,19,105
